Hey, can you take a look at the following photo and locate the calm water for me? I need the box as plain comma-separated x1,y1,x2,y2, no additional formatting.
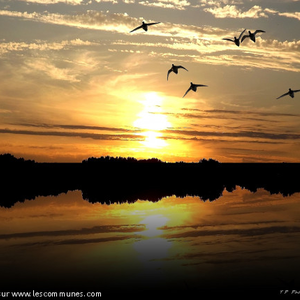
1,187,300,297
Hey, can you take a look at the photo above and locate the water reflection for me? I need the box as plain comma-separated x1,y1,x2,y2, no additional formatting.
1,188,300,296
134,215,171,288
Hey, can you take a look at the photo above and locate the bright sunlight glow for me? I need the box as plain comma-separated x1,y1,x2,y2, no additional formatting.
134,92,171,148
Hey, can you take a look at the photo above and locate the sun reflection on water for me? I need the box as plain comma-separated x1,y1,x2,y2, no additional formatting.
133,214,172,284
140,214,169,237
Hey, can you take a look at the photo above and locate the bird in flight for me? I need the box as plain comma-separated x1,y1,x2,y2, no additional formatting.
276,88,300,99
130,21,161,33
222,29,246,47
241,30,265,43
167,64,188,80
183,82,207,98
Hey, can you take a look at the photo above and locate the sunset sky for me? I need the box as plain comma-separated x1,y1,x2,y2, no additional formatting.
1,0,300,162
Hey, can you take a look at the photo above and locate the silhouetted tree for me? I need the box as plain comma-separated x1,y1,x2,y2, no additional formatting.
199,158,220,164
0,153,35,164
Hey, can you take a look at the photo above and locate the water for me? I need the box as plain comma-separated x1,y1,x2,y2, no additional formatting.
1,187,300,297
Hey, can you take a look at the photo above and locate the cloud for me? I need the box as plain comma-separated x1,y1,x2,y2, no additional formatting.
0,39,97,55
9,0,122,5
112,35,300,73
202,3,300,21
138,0,190,10
24,58,81,82
0,224,145,240
0,10,136,33
14,123,142,133
163,225,300,239
0,128,145,141
204,5,268,18
163,128,300,141
278,11,300,21
0,9,227,39
189,109,300,118
11,235,143,247
199,0,243,5
18,0,85,4
0,10,299,74
4,116,300,145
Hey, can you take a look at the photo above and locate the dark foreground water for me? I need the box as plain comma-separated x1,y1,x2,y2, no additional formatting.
1,188,300,297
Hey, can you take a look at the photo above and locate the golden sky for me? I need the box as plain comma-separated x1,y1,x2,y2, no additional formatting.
1,0,300,162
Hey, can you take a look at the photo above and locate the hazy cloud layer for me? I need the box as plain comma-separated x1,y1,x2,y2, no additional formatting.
1,9,299,73
0,39,97,55
3,115,300,144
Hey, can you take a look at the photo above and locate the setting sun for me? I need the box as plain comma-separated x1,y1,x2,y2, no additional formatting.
134,92,171,148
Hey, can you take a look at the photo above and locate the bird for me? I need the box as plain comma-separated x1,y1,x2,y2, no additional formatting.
130,21,161,33
167,64,188,80
222,29,246,47
241,30,265,43
183,82,207,98
276,88,300,99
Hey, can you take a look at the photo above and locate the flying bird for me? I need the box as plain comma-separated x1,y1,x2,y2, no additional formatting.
130,21,161,33
276,88,300,99
241,30,265,43
183,82,207,98
167,64,188,80
222,29,246,47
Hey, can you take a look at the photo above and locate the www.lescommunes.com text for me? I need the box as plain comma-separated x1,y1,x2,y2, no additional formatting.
1,291,101,298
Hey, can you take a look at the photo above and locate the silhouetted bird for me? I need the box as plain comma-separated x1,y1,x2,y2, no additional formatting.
183,82,207,98
277,88,300,99
241,30,265,43
222,29,246,47
130,21,161,33
167,64,188,80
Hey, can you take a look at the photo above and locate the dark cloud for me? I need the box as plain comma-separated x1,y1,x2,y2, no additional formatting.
159,220,285,232
200,109,300,118
14,123,141,133
0,224,145,240
3,116,300,145
10,234,144,247
163,128,300,141
182,254,300,266
0,128,144,141
163,226,300,240
154,108,300,123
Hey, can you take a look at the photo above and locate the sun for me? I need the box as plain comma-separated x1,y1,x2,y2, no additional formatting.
134,92,170,131
133,92,171,148
142,131,167,148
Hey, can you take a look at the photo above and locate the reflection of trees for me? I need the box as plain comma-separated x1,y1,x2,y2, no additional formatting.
1,154,300,208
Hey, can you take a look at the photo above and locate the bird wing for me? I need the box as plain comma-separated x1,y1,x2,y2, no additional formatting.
183,86,192,98
238,29,246,40
241,35,250,43
195,84,207,87
146,22,161,26
254,30,265,35
167,69,172,80
222,38,234,42
130,25,143,33
178,66,188,71
293,89,300,93
276,92,289,99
